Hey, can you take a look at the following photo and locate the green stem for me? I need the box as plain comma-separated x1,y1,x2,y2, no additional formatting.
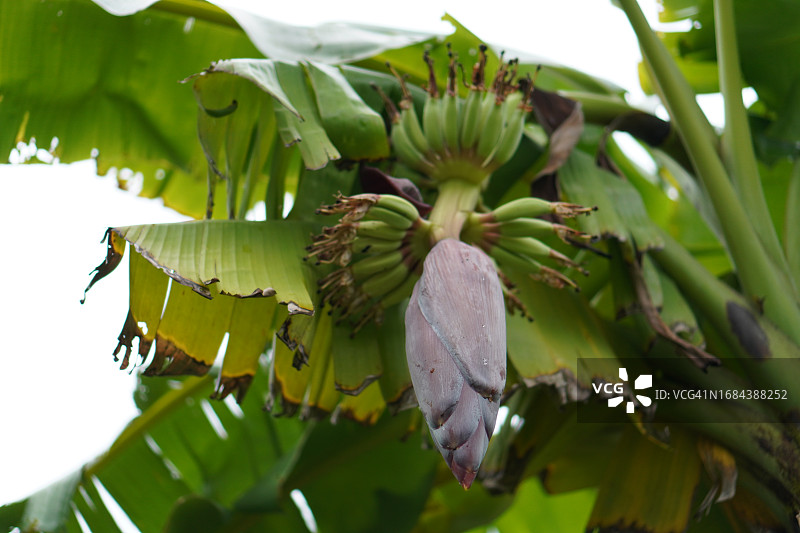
619,0,800,340
265,137,292,220
83,375,215,479
786,160,800,288
427,178,481,242
714,0,793,292
652,229,800,414
235,127,259,220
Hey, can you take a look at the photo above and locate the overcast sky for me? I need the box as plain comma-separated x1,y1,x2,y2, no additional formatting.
0,0,671,506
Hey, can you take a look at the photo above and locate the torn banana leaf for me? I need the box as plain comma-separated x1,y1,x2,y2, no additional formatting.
269,310,386,424
82,220,315,400
120,252,280,400
101,220,316,310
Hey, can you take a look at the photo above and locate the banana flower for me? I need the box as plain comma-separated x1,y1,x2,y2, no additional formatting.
405,239,506,488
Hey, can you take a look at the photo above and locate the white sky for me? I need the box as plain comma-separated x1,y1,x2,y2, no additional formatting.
0,0,669,506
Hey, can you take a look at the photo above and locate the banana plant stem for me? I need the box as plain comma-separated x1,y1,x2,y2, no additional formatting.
714,0,794,293
427,178,482,242
618,0,800,341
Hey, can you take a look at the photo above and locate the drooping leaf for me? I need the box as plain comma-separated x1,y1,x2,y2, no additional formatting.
113,220,316,310
271,308,390,424
305,62,390,160
192,70,278,219
212,2,433,64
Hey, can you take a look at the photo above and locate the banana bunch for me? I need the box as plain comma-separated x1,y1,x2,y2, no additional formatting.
461,197,596,290
307,193,432,330
382,46,537,185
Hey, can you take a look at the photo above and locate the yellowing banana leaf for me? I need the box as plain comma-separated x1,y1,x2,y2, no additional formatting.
81,220,314,399
331,322,383,396
121,251,279,400
270,308,387,424
336,381,386,425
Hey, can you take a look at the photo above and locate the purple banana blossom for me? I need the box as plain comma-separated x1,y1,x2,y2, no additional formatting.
405,239,506,489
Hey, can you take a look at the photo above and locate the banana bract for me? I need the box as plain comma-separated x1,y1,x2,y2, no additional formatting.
405,239,506,488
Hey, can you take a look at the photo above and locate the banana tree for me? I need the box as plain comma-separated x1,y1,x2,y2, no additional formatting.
2,0,800,532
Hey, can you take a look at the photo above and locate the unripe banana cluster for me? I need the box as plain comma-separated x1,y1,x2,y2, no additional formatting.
382,46,536,185
307,193,431,331
461,197,596,291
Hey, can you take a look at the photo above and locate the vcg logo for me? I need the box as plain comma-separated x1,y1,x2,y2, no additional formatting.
592,368,653,413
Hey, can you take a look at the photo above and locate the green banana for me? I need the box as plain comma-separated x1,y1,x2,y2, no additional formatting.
487,244,577,290
476,97,506,163
497,217,554,237
422,96,445,153
442,92,460,154
360,261,412,298
391,122,433,174
459,89,483,153
350,250,405,280
491,197,594,222
379,271,419,309
498,217,588,243
363,206,415,230
355,220,408,241
490,105,526,167
495,235,580,270
481,92,524,167
401,104,431,155
351,235,403,254
374,194,421,223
